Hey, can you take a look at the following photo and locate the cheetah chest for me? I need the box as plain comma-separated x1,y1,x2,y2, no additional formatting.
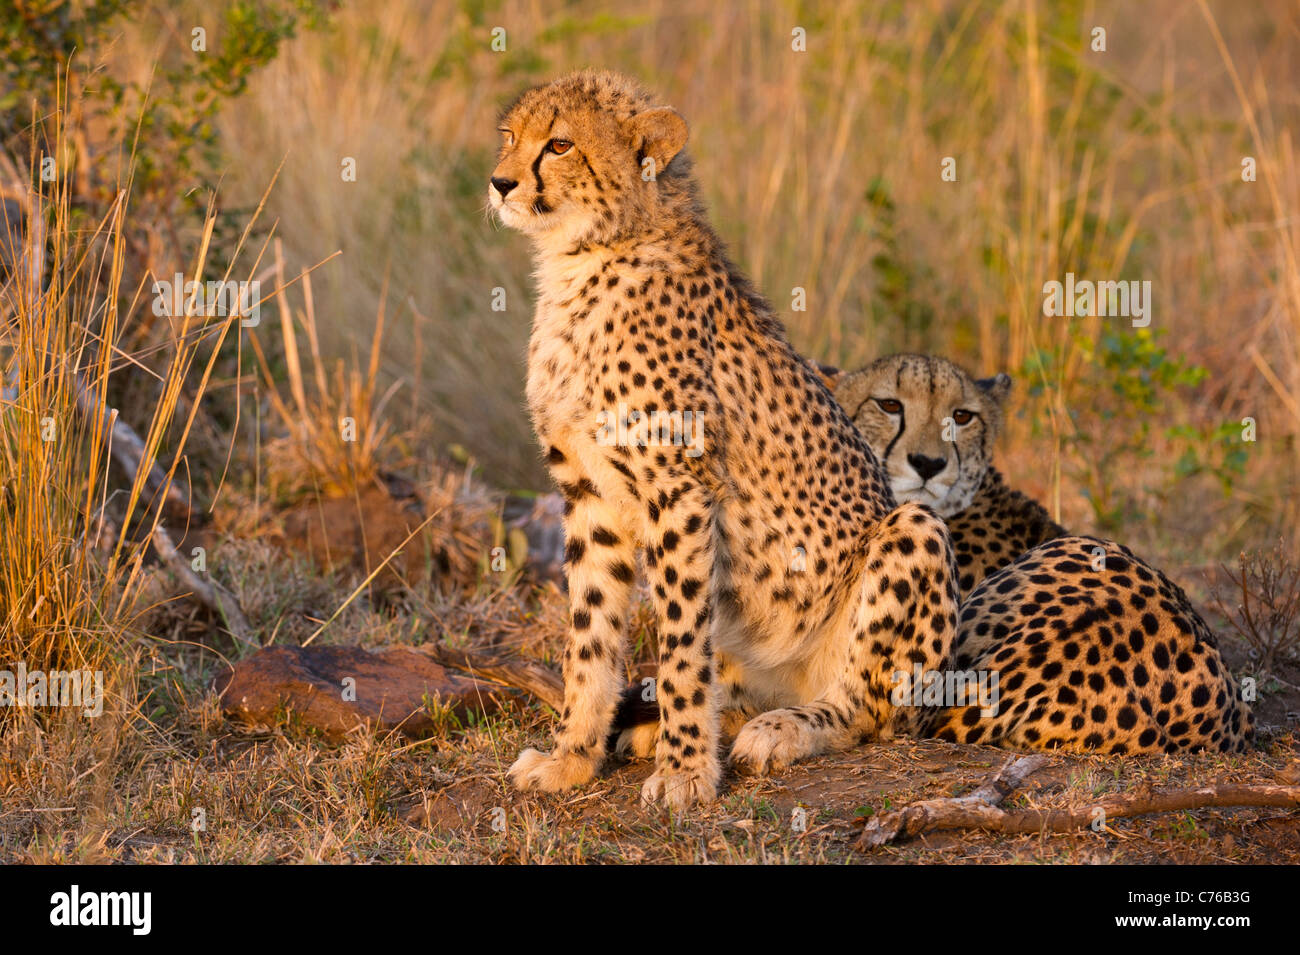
524,257,656,508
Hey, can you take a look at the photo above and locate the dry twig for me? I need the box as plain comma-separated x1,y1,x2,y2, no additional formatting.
855,755,1300,848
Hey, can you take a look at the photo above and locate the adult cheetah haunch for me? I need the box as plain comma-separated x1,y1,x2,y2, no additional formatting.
490,71,960,809
936,536,1255,754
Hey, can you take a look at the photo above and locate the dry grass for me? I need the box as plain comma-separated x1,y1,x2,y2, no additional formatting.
0,88,285,853
166,0,1300,549
2,476,1295,863
4,664,1295,863
249,240,398,501
2,0,1299,864
0,102,174,740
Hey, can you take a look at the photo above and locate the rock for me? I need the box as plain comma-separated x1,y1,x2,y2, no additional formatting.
273,486,427,588
213,644,505,739
269,479,493,596
401,776,499,831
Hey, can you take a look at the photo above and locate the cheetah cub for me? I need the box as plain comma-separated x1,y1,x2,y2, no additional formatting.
937,536,1255,753
826,353,1254,753
491,71,960,809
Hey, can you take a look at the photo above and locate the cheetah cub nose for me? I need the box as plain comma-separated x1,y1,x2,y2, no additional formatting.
490,176,518,198
907,453,946,481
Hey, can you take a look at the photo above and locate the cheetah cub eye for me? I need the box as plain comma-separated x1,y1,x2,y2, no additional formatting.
951,409,974,425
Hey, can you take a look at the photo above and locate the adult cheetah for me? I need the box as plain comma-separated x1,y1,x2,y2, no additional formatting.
825,353,1254,753
490,71,960,808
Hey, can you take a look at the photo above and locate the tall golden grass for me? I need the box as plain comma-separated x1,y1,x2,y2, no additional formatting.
0,98,267,736
1,119,133,737
164,0,1299,559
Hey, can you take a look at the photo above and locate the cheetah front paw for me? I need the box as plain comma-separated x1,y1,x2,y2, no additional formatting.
507,747,600,793
729,711,819,775
640,760,721,811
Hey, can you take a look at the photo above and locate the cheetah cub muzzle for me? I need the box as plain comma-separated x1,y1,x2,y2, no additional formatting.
490,70,960,810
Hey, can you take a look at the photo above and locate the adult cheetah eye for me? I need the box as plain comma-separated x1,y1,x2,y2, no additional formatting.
497,128,514,147
952,409,974,425
874,398,903,415
548,139,573,155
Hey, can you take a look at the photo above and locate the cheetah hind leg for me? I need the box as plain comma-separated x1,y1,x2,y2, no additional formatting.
730,502,960,774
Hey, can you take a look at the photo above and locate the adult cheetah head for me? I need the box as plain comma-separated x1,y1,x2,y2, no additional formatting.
489,70,690,246
826,354,1010,517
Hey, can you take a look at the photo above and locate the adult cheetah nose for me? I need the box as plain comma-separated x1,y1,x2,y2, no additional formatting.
907,453,947,481
491,176,518,198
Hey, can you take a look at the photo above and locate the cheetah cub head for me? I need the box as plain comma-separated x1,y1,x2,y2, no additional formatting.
829,354,1011,517
488,70,690,247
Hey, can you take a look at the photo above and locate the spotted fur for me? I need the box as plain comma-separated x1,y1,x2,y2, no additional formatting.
825,353,1254,754
492,72,960,809
932,536,1255,754
832,353,1064,599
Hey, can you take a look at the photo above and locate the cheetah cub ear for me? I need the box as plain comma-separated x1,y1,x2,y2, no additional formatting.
625,107,689,175
975,372,1012,404
806,358,844,392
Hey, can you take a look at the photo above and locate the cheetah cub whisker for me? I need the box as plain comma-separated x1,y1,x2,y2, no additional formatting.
490,71,960,810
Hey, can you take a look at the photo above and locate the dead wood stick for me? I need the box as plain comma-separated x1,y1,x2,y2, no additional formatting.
856,754,1047,848
857,756,1300,848
949,783,1300,836
147,518,257,647
74,382,250,645
418,643,564,711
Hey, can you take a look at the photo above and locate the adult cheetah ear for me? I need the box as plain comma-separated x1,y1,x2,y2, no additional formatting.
625,107,688,176
976,372,1012,404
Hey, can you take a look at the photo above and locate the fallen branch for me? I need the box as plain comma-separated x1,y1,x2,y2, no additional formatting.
856,755,1300,848
74,373,194,523
418,643,564,711
148,518,257,648
962,783,1300,836
77,394,252,646
856,754,1047,848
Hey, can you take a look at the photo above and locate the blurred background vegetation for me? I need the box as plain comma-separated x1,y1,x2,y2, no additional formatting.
210,0,1300,556
4,0,1298,558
